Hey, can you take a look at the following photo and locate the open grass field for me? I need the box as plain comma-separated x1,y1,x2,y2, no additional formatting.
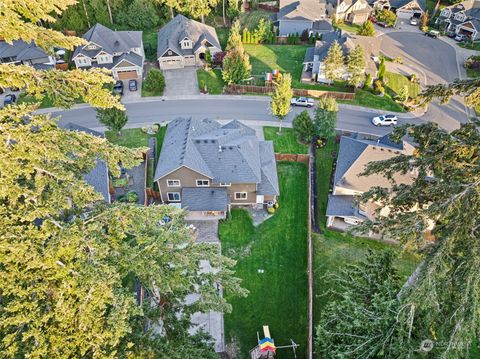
384,71,421,98
263,126,309,154
196,69,225,94
220,162,309,359
244,44,351,92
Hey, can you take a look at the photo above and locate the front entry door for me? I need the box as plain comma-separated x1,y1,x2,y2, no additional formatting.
256,195,264,204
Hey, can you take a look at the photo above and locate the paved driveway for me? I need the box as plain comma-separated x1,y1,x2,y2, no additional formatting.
163,67,200,96
120,78,142,103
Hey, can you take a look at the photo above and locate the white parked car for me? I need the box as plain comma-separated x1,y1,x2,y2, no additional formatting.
290,97,314,107
410,18,418,26
372,114,398,126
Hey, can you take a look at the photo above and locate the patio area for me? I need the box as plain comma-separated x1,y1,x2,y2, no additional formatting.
111,161,146,205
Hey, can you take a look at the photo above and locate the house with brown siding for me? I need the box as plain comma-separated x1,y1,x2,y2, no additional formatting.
154,118,280,219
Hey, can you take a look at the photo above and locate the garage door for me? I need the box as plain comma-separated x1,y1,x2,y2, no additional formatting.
184,56,195,66
117,70,138,80
160,59,183,70
396,10,413,19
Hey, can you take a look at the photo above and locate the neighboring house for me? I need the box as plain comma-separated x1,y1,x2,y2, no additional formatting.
277,0,333,36
0,39,55,69
328,0,373,25
436,0,480,40
72,23,144,80
154,118,280,220
326,133,415,229
302,31,380,83
369,0,426,19
156,14,221,70
63,123,111,203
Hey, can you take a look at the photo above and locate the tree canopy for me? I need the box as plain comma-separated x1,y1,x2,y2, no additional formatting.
314,97,338,139
270,73,293,132
324,41,345,82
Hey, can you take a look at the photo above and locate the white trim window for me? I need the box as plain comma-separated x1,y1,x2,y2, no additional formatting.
235,192,248,200
196,179,209,187
167,192,181,202
219,182,231,187
167,179,181,187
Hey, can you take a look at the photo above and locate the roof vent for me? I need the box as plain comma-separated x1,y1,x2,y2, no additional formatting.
196,140,201,143
204,140,208,143
211,140,215,143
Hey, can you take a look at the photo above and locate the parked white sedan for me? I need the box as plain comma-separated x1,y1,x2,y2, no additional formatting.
371,114,398,126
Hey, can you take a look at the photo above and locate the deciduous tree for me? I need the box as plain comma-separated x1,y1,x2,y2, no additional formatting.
314,97,338,139
376,9,397,27
96,106,129,134
347,44,366,87
357,19,375,36
324,41,345,82
222,40,251,84
270,73,293,133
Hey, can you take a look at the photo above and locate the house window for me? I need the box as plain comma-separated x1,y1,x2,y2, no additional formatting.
196,179,209,187
219,182,231,187
167,179,181,187
235,192,247,200
87,44,96,50
167,192,181,202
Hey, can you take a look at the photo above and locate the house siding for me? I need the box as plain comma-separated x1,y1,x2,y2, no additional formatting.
157,166,211,203
278,20,313,36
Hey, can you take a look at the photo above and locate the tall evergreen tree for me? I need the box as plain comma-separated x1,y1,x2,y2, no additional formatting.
270,73,293,133
226,19,242,50
292,110,314,144
357,19,375,36
324,41,345,83
96,106,129,134
347,44,366,87
377,57,386,81
221,46,251,84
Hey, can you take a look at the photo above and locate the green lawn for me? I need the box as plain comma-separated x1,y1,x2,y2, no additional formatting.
459,41,480,51
466,67,480,78
315,138,338,223
143,29,158,62
384,71,421,98
216,27,229,49
105,126,166,160
244,44,351,92
342,89,405,112
196,69,225,94
221,162,308,359
240,9,273,30
263,126,309,154
335,22,361,34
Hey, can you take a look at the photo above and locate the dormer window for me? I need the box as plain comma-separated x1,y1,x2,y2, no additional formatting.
181,39,192,49
454,12,465,21
87,44,96,50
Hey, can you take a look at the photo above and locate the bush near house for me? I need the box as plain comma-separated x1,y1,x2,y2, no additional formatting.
142,69,165,97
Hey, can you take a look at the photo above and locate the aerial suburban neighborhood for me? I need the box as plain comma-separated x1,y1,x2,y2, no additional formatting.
1,0,479,358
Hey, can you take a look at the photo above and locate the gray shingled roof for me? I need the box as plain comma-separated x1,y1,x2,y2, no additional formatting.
62,123,110,202
278,0,327,21
72,23,142,59
157,14,221,59
327,195,356,216
181,187,228,211
334,136,369,186
389,0,426,11
155,118,280,195
304,31,345,63
0,40,51,63
112,51,144,68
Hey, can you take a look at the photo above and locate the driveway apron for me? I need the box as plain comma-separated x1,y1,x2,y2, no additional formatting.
163,67,200,96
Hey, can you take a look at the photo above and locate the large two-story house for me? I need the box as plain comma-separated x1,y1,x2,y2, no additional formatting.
327,0,372,25
72,23,144,80
156,14,221,70
436,0,480,40
154,118,280,219
277,0,333,36
326,133,415,229
0,39,55,69
369,0,426,19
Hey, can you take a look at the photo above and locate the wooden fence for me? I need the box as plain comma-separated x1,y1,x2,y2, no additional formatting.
226,84,355,100
275,153,309,163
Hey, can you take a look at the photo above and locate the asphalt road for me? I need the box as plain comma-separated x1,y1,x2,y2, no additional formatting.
52,97,424,137
379,31,468,131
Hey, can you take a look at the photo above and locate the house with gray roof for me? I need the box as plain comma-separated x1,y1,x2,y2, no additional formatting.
326,133,415,229
436,0,480,40
277,0,333,36
72,23,144,80
0,39,55,69
327,0,372,25
154,118,279,219
369,0,426,19
156,14,221,70
63,123,111,203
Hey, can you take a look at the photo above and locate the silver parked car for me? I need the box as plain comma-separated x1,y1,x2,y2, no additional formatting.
372,114,398,126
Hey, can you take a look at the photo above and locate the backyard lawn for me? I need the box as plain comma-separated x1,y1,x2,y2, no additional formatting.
240,9,273,30
384,71,421,98
196,69,225,94
335,22,361,34
244,44,351,92
263,126,309,154
220,162,308,359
